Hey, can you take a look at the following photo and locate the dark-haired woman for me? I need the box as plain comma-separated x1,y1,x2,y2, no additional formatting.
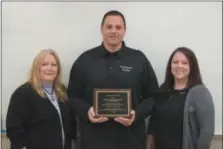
147,47,215,149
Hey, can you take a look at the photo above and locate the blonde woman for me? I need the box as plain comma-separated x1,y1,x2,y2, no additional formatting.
6,49,75,149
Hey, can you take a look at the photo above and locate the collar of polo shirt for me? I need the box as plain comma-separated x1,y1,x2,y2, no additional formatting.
99,41,126,59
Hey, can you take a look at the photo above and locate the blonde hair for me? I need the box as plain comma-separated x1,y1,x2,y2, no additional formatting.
27,49,67,102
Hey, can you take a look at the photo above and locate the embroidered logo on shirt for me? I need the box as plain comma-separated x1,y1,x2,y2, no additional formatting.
120,65,133,72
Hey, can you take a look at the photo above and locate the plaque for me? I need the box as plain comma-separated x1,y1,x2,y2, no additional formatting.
93,89,132,118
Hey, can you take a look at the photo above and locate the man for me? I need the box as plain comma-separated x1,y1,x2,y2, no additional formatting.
68,10,158,149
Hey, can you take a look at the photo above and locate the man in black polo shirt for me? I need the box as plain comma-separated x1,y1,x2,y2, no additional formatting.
68,10,159,149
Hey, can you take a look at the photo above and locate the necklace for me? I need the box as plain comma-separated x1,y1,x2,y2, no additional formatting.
43,88,54,95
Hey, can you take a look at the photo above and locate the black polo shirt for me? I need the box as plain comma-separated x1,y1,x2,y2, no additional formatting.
68,41,159,122
148,88,189,149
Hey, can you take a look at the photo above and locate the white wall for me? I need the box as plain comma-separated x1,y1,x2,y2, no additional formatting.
0,4,1,146
2,2,222,134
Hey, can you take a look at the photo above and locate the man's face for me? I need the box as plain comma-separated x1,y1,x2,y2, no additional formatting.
101,15,126,47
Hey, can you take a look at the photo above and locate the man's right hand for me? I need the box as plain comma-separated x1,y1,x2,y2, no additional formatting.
88,107,108,123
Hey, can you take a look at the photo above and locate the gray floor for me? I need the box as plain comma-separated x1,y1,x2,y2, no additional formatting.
1,135,222,149
211,136,222,149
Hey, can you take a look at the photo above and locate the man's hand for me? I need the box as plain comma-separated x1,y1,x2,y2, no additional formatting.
88,107,108,123
114,110,136,126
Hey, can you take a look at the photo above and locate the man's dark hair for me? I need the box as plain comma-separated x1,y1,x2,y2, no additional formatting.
101,10,126,29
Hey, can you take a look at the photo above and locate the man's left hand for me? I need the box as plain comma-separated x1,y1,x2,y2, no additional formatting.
114,110,136,126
